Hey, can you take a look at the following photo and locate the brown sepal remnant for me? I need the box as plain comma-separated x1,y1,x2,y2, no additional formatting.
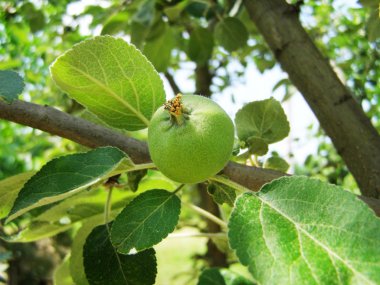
164,93,183,116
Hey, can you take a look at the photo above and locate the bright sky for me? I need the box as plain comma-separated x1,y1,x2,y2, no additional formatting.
64,0,360,170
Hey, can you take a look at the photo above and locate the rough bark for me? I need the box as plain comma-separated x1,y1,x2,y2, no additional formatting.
0,100,150,164
0,99,380,217
244,0,380,198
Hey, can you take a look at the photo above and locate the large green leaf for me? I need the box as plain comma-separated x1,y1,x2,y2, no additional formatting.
235,98,290,145
84,224,157,285
228,176,380,285
214,17,248,52
0,70,24,102
143,23,174,72
188,27,214,65
111,189,181,253
50,36,165,130
0,172,35,219
7,147,128,222
3,187,134,242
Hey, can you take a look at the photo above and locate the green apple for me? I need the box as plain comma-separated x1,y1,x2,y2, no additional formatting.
148,94,234,183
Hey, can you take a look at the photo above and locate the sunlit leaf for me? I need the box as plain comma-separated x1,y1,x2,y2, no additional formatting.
50,36,165,130
228,176,380,285
7,147,128,222
0,172,34,219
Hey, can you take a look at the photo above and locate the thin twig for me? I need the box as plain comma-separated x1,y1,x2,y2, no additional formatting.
168,232,226,239
104,187,113,231
182,201,227,229
164,70,182,95
173,184,185,195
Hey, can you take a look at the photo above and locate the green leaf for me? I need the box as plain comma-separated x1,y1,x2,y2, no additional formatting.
0,70,24,103
246,136,269,156
137,170,178,192
143,23,174,72
132,0,155,26
84,224,157,285
111,189,181,253
164,0,189,21
4,187,134,242
198,268,254,285
71,219,105,285
207,182,236,207
219,268,254,285
186,2,209,18
101,12,129,35
228,176,380,285
198,268,226,285
0,172,35,219
20,3,45,33
127,169,148,192
235,98,290,145
131,21,151,49
7,147,128,222
54,255,74,285
264,156,289,172
50,36,165,131
188,27,214,65
214,17,248,52
146,18,166,41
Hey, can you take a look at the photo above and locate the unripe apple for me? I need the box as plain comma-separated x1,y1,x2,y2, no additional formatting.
148,94,234,183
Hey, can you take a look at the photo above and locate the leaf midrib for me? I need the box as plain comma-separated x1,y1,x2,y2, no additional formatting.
66,62,150,126
115,193,174,251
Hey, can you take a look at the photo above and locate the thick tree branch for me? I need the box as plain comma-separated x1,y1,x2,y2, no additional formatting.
244,0,380,198
0,100,379,216
0,100,150,164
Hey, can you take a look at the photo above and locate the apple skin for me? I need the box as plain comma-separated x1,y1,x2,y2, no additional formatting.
148,95,234,183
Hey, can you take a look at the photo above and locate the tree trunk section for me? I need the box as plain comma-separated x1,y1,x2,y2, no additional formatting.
244,0,380,198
